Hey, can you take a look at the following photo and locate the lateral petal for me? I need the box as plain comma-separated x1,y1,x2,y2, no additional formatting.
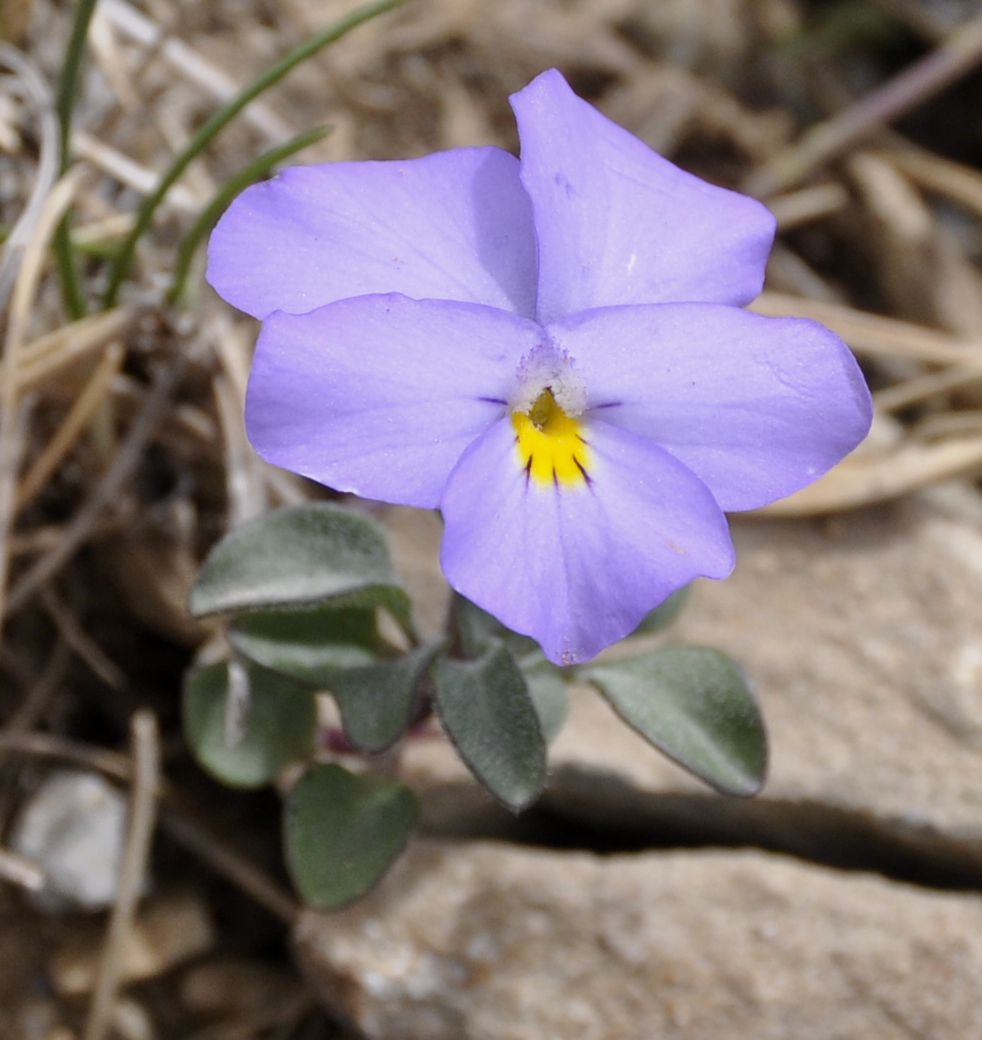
510,69,775,322
440,418,734,665
208,147,538,319
548,303,873,512
247,295,541,508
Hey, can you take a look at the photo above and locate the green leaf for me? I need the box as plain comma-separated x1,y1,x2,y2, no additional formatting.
520,656,569,743
583,646,767,797
331,642,443,753
183,659,318,788
451,593,539,658
230,606,381,687
433,645,546,812
188,504,410,626
630,586,691,636
284,763,417,910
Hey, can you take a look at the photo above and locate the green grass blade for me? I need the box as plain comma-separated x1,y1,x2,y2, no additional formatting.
167,126,329,306
101,0,406,310
53,222,87,318
53,0,100,318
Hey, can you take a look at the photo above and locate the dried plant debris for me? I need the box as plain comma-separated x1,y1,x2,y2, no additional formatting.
0,0,981,1036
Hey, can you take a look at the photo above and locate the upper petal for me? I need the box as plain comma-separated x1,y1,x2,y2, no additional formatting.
207,147,538,320
510,69,776,323
247,295,542,508
548,303,873,512
439,418,734,665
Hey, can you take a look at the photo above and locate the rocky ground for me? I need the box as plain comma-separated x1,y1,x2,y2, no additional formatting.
2,0,982,1037
316,487,982,1040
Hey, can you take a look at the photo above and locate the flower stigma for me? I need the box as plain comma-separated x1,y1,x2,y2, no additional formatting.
511,343,590,488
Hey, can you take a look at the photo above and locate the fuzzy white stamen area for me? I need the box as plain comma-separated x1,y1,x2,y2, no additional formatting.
511,342,586,418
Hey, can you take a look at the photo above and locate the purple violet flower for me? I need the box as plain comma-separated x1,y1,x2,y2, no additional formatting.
206,69,872,666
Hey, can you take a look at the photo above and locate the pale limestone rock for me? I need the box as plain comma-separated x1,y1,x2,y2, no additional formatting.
392,491,982,871
10,770,129,912
296,842,982,1040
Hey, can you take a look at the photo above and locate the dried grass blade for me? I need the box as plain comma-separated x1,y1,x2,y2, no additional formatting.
3,360,181,620
745,15,982,196
886,147,982,220
0,44,59,313
767,182,849,230
82,711,159,1040
753,291,982,366
167,126,329,304
73,130,201,211
758,437,982,516
0,168,85,645
0,730,298,921
101,0,406,309
17,308,130,391
0,847,45,891
874,365,982,412
99,0,291,140
17,343,124,509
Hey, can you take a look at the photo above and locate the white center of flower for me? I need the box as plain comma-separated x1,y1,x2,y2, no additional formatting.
510,343,586,418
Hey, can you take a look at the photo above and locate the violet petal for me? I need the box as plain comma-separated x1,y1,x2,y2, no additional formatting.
439,418,734,665
510,69,775,323
207,147,538,320
246,295,540,508
548,303,873,512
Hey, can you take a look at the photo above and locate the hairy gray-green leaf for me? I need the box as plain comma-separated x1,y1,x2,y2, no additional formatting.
230,606,380,686
189,503,410,625
631,586,691,637
284,763,416,910
331,642,443,753
520,656,570,743
451,593,539,659
583,646,767,797
183,660,317,788
433,645,546,812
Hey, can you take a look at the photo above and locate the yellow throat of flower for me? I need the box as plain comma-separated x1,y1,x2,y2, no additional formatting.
511,389,590,487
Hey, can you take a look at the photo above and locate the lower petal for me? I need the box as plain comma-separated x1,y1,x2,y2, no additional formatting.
439,419,734,665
